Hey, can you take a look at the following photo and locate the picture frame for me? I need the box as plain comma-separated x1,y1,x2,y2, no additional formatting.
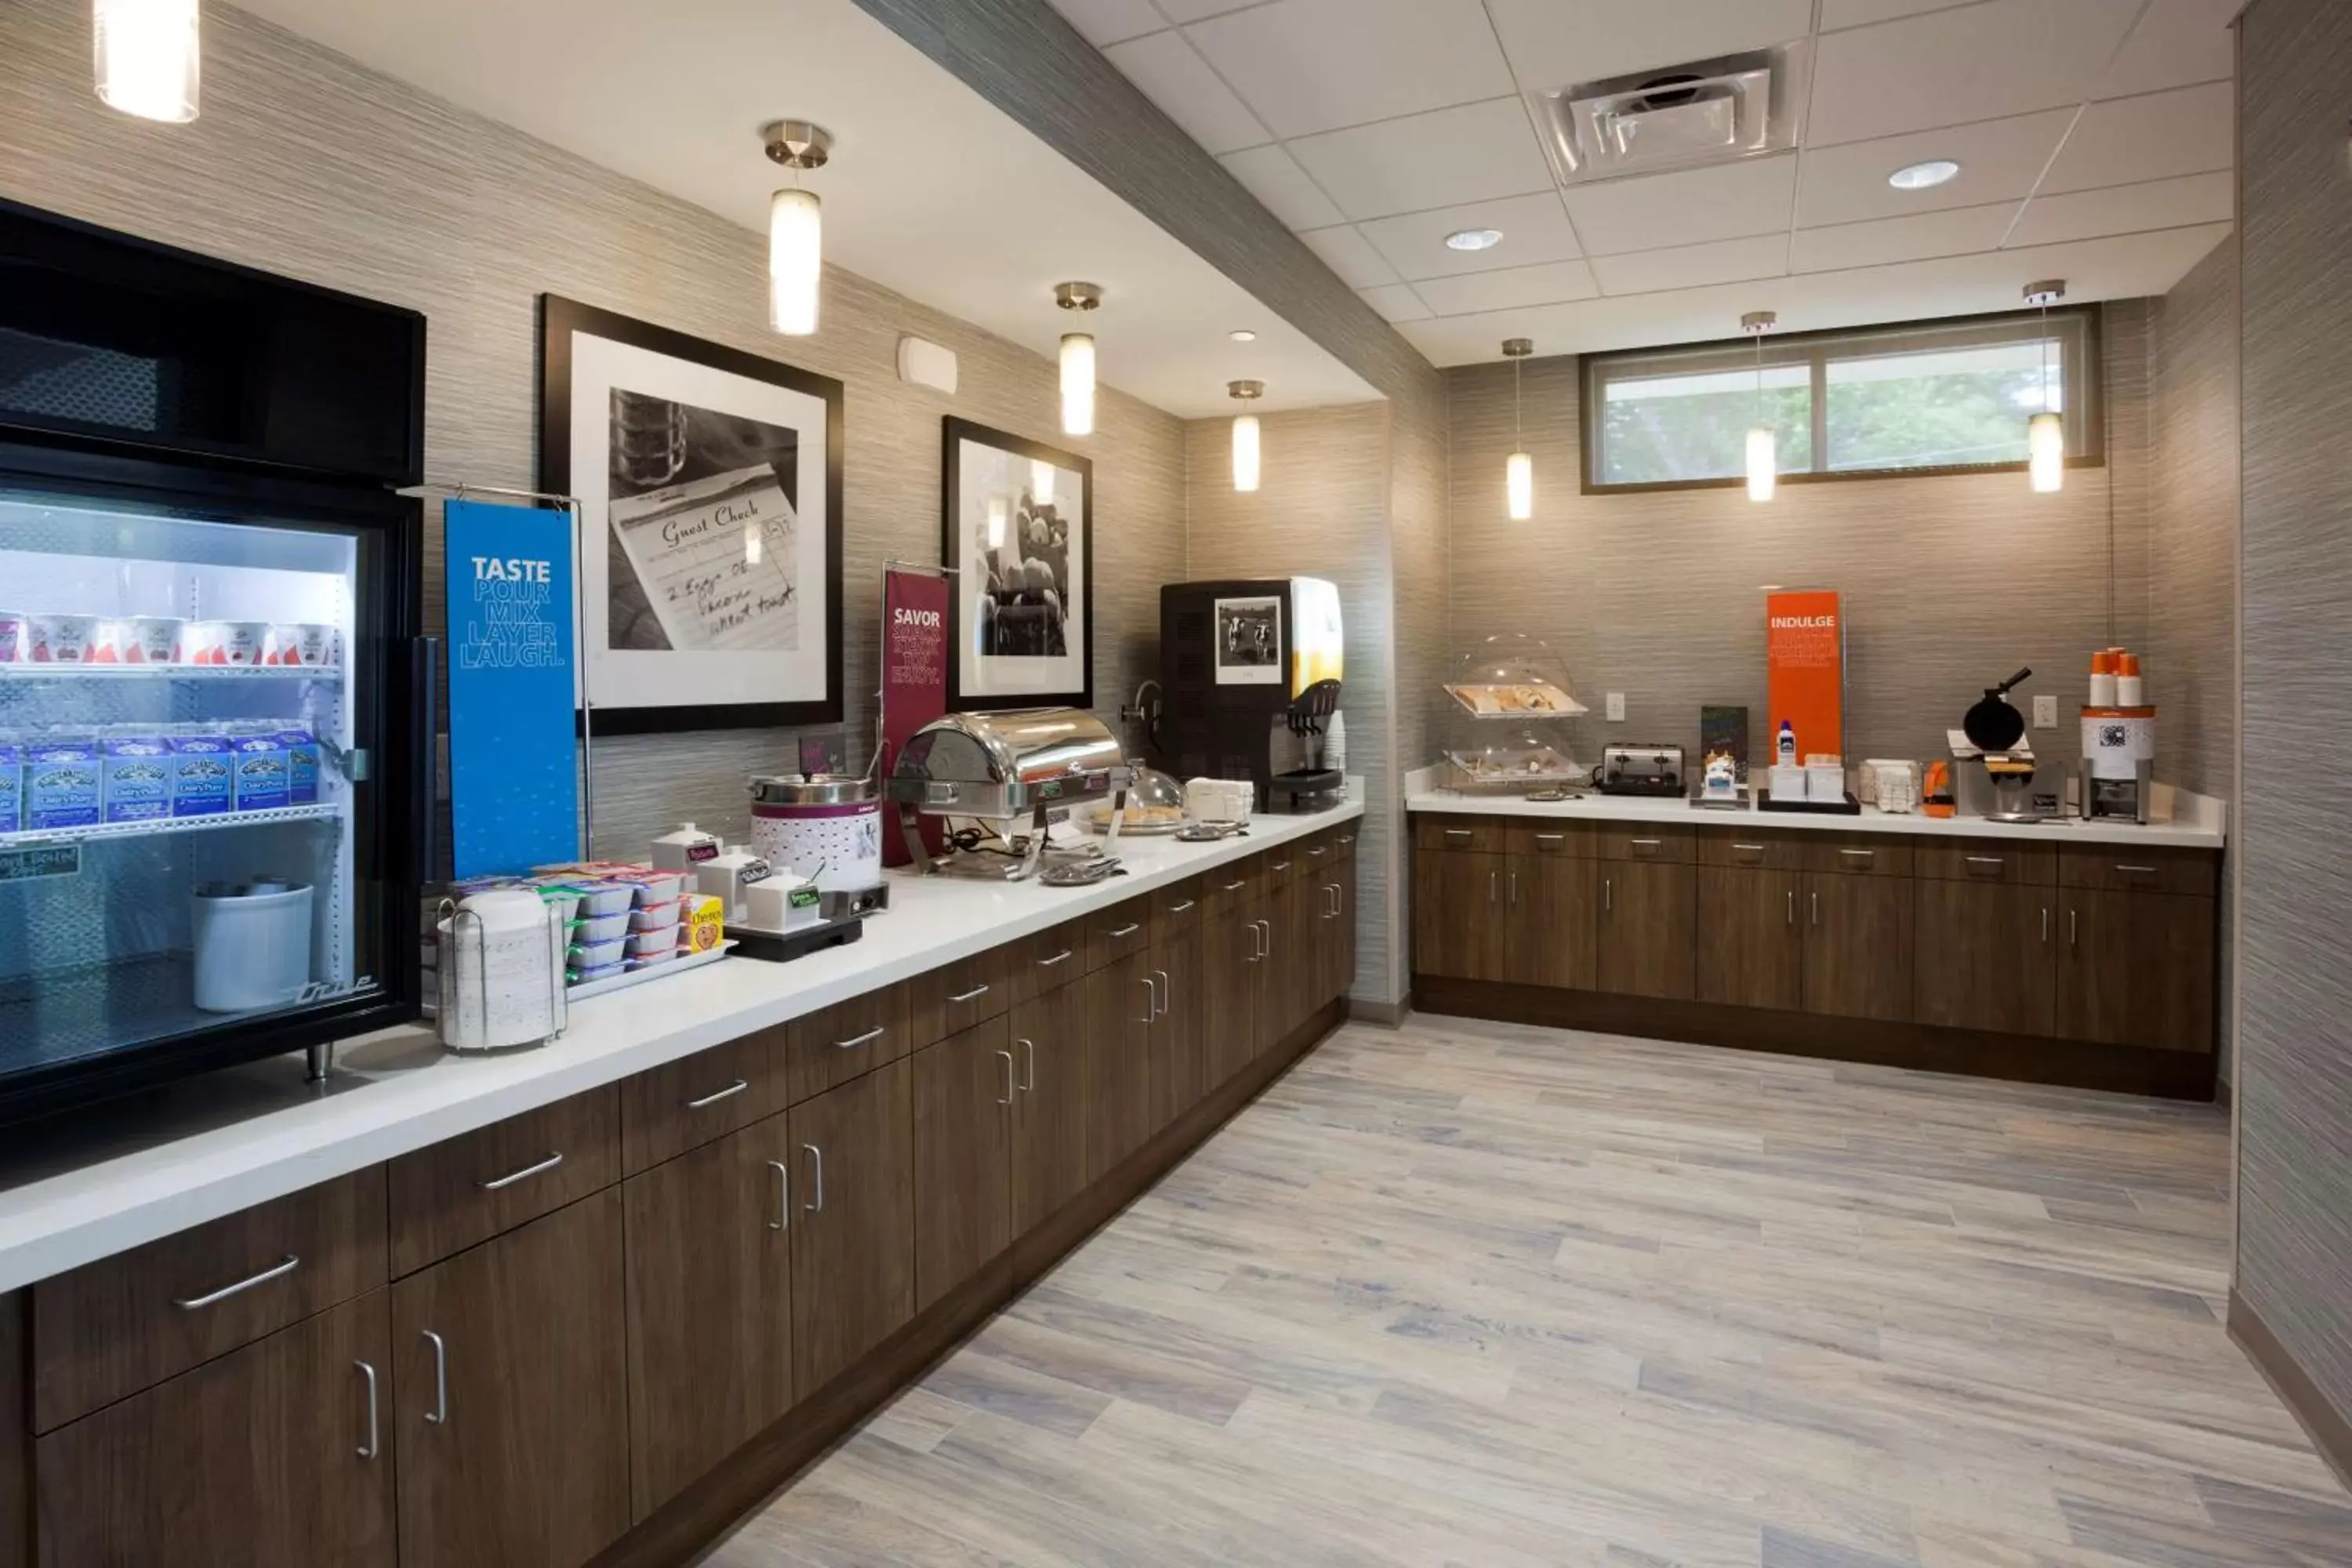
941,416,1094,711
538,294,845,735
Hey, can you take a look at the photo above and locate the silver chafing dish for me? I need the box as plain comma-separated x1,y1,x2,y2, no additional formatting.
887,708,1131,883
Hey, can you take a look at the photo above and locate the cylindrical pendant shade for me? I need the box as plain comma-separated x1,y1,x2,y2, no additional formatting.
1060,332,1096,437
1746,426,1777,503
95,0,201,123
1506,451,1533,520
985,494,1009,551
768,188,822,336
2028,410,2064,492
1232,413,1261,492
1029,459,1055,510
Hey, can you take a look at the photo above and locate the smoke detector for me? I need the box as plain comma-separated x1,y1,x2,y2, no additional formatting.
1531,44,1810,186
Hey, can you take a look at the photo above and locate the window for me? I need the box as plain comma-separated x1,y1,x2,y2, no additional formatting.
1583,307,2102,492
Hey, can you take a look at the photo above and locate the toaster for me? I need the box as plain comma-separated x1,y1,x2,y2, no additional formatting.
1599,743,1685,797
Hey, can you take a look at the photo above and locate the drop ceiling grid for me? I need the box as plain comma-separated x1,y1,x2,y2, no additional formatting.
1048,0,2238,359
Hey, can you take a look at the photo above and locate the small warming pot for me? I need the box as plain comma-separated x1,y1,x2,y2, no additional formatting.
748,773,884,895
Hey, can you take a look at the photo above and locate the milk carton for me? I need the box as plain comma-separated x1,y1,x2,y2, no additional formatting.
25,740,101,829
229,728,292,811
101,735,173,822
0,739,21,832
169,733,234,817
278,727,321,805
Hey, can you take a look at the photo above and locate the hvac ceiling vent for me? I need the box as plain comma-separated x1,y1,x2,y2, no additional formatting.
1532,44,1809,186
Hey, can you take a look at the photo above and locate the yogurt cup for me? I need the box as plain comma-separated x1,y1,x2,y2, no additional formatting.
186,620,268,666
27,615,97,664
265,623,338,666
623,925,681,958
0,612,27,663
90,618,182,664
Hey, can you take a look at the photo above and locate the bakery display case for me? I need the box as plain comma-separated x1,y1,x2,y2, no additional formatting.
1440,633,1589,795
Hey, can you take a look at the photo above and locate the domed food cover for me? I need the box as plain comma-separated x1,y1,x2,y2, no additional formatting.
1444,633,1587,719
1079,760,1189,833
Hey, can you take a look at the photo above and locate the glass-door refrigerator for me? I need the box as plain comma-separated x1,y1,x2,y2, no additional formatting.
0,198,430,1123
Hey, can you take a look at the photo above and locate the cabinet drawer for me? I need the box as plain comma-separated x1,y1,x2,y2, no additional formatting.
1697,830,1805,870
1800,835,1915,877
1598,826,1695,864
387,1088,619,1278
2060,845,2218,898
34,1165,388,1433
1415,815,1501,853
909,947,1010,1047
1200,857,1263,919
782,984,913,1103
1086,898,1153,967
1507,822,1593,857
1295,833,1345,882
619,1030,786,1177
1914,841,2056,885
1150,875,1203,938
1007,920,1090,1003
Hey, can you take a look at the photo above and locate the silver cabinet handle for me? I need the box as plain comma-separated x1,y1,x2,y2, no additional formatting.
1221,879,1247,892
2070,908,2078,946
2041,906,2050,942
355,1359,381,1459
801,1144,825,1212
1154,970,1170,1018
1965,855,2005,873
421,1330,448,1425
1443,827,1473,840
1257,919,1272,955
1036,949,1074,968
1629,837,1663,858
1787,888,1795,925
172,1253,299,1310
1534,832,1564,846
2116,863,2157,876
1490,870,1499,905
478,1152,564,1191
833,1025,886,1051
1308,845,1329,858
1270,860,1291,873
1508,870,1517,906
766,1160,789,1231
996,1048,1015,1105
1603,876,1613,913
1339,835,1355,847
1140,974,1158,1025
1810,891,1819,926
684,1078,750,1110
1105,923,1142,938
1167,899,1197,915
1246,923,1262,962
946,983,991,1004
1023,1037,1038,1091
1840,848,1875,860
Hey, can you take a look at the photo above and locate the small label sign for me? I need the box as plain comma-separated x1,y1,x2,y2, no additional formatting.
0,844,81,883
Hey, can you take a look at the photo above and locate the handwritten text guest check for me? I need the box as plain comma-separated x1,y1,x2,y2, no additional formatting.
609,463,800,652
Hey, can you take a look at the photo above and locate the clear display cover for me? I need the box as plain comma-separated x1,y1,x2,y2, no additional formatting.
1443,633,1588,719
1440,633,1588,792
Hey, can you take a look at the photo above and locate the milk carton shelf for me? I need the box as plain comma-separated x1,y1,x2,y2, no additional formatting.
0,801,343,850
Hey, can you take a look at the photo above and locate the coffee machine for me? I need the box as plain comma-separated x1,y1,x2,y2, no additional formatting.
1158,577,1345,811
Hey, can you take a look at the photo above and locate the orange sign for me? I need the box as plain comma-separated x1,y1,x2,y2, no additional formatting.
1766,590,1845,761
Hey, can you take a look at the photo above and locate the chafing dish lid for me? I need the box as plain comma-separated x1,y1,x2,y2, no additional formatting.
889,707,1124,795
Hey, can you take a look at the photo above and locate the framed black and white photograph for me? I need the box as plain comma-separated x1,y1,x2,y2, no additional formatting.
942,416,1092,710
539,295,844,734
1214,594,1283,685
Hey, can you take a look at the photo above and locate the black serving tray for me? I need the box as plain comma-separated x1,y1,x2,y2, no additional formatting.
731,914,866,963
1757,789,1863,816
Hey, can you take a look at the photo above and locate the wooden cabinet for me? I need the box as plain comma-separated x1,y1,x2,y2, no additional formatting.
1506,852,1598,990
1595,859,1696,1000
387,1089,619,1279
1914,880,2054,1036
786,1062,916,1395
908,947,1009,1048
1696,867,1802,1011
2059,889,2216,1052
1802,873,1915,1022
618,1030,784,1178
620,1117,794,1520
1086,949,1156,1180
911,1017,1014,1311
390,1190,630,1568
35,1291,394,1568
1009,983,1090,1235
781,985,911,1105
1254,876,1316,1054
1150,924,1208,1133
1414,848,1508,980
1203,907,1260,1090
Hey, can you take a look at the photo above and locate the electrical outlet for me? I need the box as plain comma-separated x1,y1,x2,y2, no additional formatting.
2033,694,2058,728
1606,691,1626,723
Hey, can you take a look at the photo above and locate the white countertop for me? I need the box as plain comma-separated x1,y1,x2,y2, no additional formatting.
0,795,1363,1294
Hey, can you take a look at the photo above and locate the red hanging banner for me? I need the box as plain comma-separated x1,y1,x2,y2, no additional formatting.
880,568,951,867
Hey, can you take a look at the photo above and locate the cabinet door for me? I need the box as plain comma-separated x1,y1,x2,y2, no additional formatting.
1595,861,1697,1000
1802,873,1915,1022
1203,910,1260,1091
391,1191,630,1568
35,1291,394,1568
1695,867,1802,1011
1254,877,1311,1054
1150,927,1207,1133
1086,950,1157,1181
621,1118,794,1521
1414,850,1509,979
1010,985,1091,1235
1334,830,1359,1000
1506,853,1598,990
911,1016,1014,1312
786,1061,916,1396
1914,880,2054,1036
2059,891,2215,1052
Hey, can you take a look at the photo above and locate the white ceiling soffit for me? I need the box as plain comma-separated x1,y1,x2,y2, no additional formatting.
232,0,1376,419
1054,0,2241,365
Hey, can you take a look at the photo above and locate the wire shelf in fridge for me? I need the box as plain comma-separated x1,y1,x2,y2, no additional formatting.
0,663,343,684
0,802,343,850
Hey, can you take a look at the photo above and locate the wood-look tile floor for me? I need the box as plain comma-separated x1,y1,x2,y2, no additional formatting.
705,1018,2352,1567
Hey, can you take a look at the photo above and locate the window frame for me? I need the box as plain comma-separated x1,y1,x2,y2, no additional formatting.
1580,304,2105,495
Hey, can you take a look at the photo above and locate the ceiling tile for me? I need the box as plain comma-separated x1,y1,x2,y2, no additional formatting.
2100,0,2239,97
2007,170,2234,247
1589,233,1791,296
1790,201,2019,271
1287,98,1555,220
1182,0,1514,139
1357,192,1581,281
1561,154,1797,256
1795,108,2075,226
1357,283,1433,322
1818,0,1978,31
1298,224,1403,289
1045,0,1167,48
1102,31,1269,154
1482,0,1813,89
1808,0,2143,145
1413,260,1599,315
2042,82,2234,194
1153,0,1259,20
1218,143,1345,229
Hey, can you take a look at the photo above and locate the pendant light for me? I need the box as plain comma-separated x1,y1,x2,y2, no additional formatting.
1501,338,1534,520
762,121,832,336
1742,310,1777,503
94,0,201,123
2024,279,2066,493
1029,459,1055,510
1228,380,1264,492
1055,281,1102,437
985,494,1009,552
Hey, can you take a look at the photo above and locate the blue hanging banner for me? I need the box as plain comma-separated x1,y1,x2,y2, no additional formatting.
444,499,579,880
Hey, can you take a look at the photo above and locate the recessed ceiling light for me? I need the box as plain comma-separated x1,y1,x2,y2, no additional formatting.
1887,158,1962,191
1444,228,1504,252
1229,328,1258,343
